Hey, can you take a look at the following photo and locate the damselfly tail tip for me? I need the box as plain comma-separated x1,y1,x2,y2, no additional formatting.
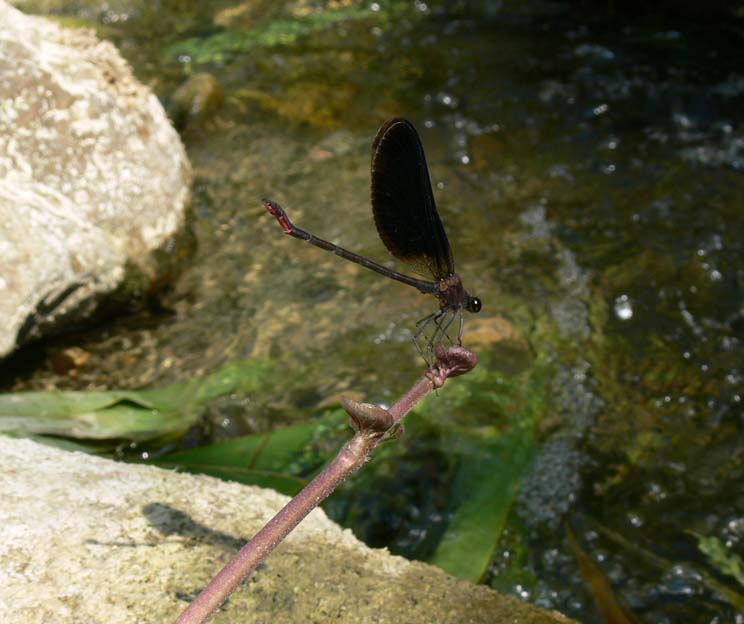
261,197,278,211
262,198,293,234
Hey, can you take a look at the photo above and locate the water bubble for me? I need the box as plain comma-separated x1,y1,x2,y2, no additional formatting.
660,564,704,597
680,303,702,335
515,584,531,600
628,512,644,527
436,92,459,109
673,113,695,129
101,9,130,24
614,294,633,320
726,517,744,539
574,43,616,61
593,103,608,116
647,482,667,501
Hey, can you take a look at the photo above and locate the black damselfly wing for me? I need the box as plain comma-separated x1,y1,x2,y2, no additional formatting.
371,118,455,281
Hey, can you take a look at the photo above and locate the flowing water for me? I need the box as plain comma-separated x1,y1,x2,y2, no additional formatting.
4,1,744,622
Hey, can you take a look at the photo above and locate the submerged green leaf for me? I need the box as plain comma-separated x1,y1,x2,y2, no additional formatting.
165,6,381,64
429,425,535,582
149,411,346,495
424,368,544,582
0,359,273,441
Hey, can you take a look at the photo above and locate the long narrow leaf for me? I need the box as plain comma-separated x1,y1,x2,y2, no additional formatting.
149,413,345,495
429,426,535,582
0,360,273,440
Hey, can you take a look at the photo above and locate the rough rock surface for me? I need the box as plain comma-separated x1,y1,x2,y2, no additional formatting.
0,1,191,358
0,436,574,624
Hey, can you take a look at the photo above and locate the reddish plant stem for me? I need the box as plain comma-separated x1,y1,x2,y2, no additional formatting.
175,346,476,624
174,435,370,624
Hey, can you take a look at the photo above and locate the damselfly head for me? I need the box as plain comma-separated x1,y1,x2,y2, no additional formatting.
467,296,482,314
